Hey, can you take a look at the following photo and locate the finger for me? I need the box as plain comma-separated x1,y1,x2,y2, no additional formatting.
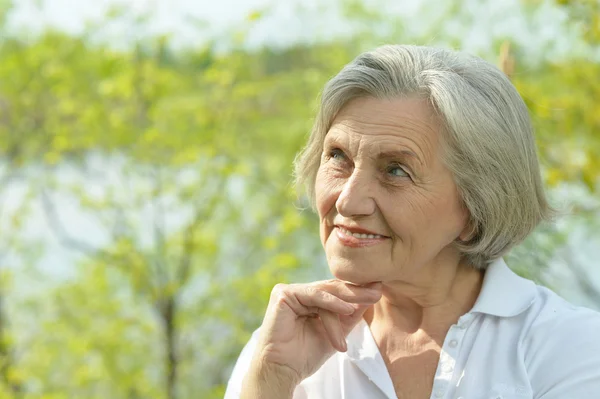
339,304,373,335
273,285,356,317
319,309,347,352
315,280,383,304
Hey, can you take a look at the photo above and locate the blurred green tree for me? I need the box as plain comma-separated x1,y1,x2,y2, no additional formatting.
0,8,347,396
0,0,597,398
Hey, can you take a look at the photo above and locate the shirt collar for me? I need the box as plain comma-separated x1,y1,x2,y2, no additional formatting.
469,257,537,317
344,257,536,397
346,319,397,398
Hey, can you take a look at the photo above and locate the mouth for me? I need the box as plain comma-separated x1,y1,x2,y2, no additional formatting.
333,225,389,247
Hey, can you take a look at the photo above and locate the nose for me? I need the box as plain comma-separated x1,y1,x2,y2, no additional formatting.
335,168,376,217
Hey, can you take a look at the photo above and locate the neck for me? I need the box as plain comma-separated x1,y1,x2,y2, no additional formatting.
364,258,484,342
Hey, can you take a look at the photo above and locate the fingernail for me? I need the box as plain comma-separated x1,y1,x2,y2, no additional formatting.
339,338,347,352
343,304,355,315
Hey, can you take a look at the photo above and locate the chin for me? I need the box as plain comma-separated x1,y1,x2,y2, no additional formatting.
328,259,378,286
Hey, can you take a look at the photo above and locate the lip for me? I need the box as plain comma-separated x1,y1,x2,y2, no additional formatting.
334,226,389,248
335,224,387,237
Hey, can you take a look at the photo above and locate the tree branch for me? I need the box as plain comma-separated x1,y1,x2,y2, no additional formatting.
40,188,100,256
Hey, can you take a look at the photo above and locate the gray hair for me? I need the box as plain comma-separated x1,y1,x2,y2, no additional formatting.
294,44,555,270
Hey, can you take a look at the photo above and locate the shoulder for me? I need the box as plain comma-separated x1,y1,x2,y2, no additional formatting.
523,286,600,398
525,285,600,344
224,328,262,399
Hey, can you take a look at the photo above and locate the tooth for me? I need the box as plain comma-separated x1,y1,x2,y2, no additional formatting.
338,228,386,239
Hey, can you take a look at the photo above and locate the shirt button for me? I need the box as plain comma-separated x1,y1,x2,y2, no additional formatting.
448,339,458,348
434,389,444,398
442,364,453,373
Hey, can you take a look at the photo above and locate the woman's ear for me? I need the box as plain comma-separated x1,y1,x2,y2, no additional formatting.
459,220,477,242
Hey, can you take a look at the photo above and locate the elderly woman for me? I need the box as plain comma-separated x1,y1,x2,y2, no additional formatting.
224,45,600,399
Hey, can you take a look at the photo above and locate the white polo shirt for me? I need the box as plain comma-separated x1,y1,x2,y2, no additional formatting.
224,258,600,398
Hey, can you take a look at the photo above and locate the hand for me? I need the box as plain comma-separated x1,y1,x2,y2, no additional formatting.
249,279,383,388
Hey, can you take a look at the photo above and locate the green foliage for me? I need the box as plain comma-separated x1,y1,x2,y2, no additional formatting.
18,260,163,398
0,0,597,397
515,60,600,192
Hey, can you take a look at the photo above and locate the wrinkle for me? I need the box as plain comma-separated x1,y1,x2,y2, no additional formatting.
328,123,433,170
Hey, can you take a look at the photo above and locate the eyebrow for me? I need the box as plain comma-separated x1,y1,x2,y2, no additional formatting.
378,150,423,166
323,135,424,167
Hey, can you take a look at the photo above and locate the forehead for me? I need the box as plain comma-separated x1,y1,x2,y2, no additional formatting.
324,96,442,160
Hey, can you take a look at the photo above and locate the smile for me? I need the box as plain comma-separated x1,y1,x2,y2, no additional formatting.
337,226,386,239
334,226,389,247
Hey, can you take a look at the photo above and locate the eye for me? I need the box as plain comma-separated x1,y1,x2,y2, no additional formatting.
329,148,347,161
387,163,409,178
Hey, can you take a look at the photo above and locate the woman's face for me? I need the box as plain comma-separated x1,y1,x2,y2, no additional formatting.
315,96,470,285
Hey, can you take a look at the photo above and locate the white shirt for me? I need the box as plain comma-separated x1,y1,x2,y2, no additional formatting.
224,258,600,399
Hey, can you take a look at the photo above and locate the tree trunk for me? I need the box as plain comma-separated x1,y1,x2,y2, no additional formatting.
161,296,178,399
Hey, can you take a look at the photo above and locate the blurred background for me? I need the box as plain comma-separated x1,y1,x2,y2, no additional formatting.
0,0,598,397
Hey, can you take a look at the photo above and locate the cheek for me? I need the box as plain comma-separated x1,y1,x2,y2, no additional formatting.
398,187,466,241
315,168,342,247
380,189,427,230
314,168,340,219
381,188,460,242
